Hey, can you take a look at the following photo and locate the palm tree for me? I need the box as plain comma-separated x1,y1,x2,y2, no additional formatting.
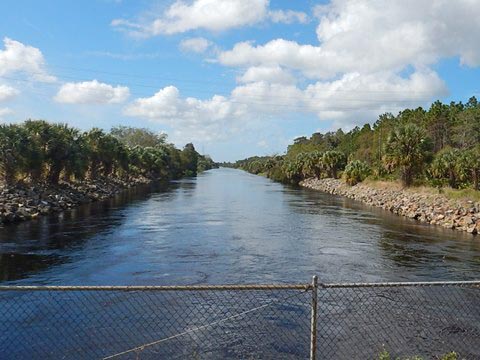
322,150,346,179
283,159,303,184
23,120,49,182
430,148,461,188
0,124,29,185
302,151,323,179
45,124,77,184
384,124,431,187
457,148,480,190
344,160,371,185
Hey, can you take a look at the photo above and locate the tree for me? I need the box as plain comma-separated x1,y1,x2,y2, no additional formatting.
430,148,461,188
384,124,431,187
344,160,371,186
457,148,480,190
425,100,451,152
283,159,303,184
322,150,346,179
111,126,166,148
0,124,29,185
181,143,198,177
303,151,323,179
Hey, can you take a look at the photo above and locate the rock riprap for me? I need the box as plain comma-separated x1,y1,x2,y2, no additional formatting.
301,178,480,235
0,177,150,225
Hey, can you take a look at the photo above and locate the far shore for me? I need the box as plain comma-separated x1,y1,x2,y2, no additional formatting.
301,178,480,236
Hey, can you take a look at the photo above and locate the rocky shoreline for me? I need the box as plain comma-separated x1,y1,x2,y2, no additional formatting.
0,177,152,225
301,178,480,236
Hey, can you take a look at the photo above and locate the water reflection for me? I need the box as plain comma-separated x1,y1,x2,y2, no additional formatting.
0,182,172,282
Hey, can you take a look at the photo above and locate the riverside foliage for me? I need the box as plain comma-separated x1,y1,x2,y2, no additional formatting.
229,96,480,189
0,120,216,186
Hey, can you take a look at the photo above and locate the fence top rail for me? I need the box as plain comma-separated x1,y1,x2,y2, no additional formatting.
1,279,480,291
320,280,480,288
0,284,311,291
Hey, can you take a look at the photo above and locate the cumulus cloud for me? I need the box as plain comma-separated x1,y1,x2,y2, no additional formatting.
315,0,480,68
219,39,336,79
112,0,308,37
0,85,19,102
219,0,480,79
124,65,448,142
179,37,213,53
231,81,303,114
112,0,269,37
0,37,56,82
54,80,130,104
237,66,296,85
268,10,308,24
303,69,448,128
123,0,480,144
124,86,247,141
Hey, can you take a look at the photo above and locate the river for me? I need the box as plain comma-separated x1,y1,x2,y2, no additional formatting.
1,167,479,285
2,168,480,359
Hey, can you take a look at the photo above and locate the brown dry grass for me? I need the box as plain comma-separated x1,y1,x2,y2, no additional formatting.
361,179,480,203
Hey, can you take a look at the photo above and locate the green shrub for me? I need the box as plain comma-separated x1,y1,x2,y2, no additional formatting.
344,160,371,185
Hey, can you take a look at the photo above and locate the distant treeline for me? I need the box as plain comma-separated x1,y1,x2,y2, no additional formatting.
225,96,480,189
0,121,216,186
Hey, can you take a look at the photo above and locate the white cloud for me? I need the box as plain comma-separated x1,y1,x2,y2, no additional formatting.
0,85,19,102
124,86,247,142
0,37,56,82
112,0,308,37
303,69,448,128
219,39,334,79
231,81,303,113
121,0,480,147
124,66,448,143
0,107,13,119
268,10,308,24
237,66,296,85
315,0,480,68
112,0,269,37
219,0,480,79
54,80,130,104
179,37,213,53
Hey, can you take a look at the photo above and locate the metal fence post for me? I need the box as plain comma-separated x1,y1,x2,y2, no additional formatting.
310,275,318,360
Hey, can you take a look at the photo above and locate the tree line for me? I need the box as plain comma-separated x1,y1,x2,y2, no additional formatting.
227,96,480,189
0,121,216,186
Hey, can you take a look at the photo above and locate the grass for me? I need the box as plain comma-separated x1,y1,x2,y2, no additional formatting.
441,187,480,202
361,178,480,203
378,350,458,360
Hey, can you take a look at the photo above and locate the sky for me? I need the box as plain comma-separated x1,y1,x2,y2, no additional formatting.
0,0,480,162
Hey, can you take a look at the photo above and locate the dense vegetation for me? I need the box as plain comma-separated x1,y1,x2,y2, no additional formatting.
228,97,480,189
0,121,216,186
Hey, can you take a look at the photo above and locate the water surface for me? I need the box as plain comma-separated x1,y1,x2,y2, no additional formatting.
1,168,479,285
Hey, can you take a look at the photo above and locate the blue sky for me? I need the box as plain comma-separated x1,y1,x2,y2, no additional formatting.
0,0,479,161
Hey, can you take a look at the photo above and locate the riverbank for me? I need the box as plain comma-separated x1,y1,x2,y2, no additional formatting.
0,177,152,224
301,178,480,235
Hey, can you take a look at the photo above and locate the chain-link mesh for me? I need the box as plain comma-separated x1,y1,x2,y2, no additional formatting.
0,286,312,359
1,281,479,359
317,282,480,359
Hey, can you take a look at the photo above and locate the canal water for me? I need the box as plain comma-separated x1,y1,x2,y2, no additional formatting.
1,167,479,285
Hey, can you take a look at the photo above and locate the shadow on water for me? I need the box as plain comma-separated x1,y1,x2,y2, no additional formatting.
0,181,175,282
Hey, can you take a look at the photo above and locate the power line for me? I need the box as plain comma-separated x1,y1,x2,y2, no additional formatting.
0,74,441,110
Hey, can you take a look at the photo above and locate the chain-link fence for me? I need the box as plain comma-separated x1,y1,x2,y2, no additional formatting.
0,284,312,359
0,279,479,359
317,281,480,359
